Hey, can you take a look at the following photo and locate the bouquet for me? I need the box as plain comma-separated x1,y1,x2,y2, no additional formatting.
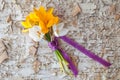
21,6,111,76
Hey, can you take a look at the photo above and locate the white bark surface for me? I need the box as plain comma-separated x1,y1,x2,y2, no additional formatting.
0,0,120,80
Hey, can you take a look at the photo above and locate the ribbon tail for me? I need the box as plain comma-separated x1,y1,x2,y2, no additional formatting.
54,37,78,76
58,48,78,76
60,36,111,67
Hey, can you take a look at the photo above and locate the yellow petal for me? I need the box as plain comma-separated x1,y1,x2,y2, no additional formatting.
39,21,48,34
39,20,45,29
53,17,59,24
47,8,54,14
41,27,49,34
21,20,32,28
39,6,46,17
26,15,36,26
34,7,46,23
45,14,53,24
29,12,39,21
47,19,54,28
26,15,31,21
33,8,40,17
46,16,59,28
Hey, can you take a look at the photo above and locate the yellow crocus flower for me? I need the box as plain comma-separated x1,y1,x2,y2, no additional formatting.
21,6,59,34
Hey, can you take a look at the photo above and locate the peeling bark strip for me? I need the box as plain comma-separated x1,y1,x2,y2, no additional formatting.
0,39,8,64
6,15,12,23
33,60,41,73
114,14,120,21
80,3,96,14
29,41,39,56
72,3,81,16
109,4,116,15
29,41,41,73
29,46,37,56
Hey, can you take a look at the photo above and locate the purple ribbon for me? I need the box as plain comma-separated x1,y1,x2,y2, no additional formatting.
48,37,78,76
60,36,111,67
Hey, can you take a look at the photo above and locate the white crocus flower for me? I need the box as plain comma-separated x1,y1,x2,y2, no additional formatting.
29,26,44,42
53,23,69,37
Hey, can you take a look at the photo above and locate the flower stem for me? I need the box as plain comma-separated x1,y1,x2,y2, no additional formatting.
54,50,71,74
55,50,64,61
45,33,71,75
45,32,51,42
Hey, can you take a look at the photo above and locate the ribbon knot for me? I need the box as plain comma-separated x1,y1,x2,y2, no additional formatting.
48,40,58,51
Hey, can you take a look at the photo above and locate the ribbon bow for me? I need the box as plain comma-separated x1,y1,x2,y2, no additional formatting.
48,36,111,76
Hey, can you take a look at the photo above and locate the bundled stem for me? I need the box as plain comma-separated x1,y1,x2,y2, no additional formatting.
54,50,71,75
45,33,71,75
